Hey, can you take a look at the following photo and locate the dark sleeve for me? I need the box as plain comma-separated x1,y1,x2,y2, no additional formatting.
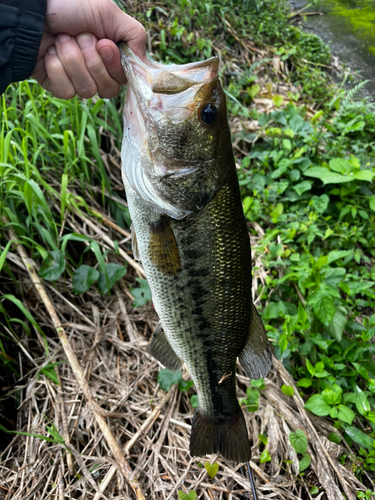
0,0,46,95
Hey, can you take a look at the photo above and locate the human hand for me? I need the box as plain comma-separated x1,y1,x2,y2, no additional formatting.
32,0,146,99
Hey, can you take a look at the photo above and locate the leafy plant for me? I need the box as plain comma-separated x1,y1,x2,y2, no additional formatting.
157,369,194,392
130,278,152,307
289,429,311,472
178,490,196,500
205,462,219,479
239,378,266,412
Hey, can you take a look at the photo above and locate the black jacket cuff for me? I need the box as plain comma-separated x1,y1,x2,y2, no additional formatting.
0,0,46,94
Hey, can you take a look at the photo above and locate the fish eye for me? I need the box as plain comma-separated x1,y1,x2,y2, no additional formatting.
199,103,218,125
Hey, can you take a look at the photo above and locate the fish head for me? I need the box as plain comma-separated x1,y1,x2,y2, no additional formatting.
120,43,234,219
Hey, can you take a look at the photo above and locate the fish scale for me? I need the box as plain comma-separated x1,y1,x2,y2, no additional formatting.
120,44,272,463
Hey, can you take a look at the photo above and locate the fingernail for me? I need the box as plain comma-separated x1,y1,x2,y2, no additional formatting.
77,34,93,49
48,45,56,55
57,33,71,44
98,46,114,60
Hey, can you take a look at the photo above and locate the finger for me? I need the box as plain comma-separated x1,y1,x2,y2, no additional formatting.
76,33,121,98
44,45,76,99
96,39,127,86
55,33,97,99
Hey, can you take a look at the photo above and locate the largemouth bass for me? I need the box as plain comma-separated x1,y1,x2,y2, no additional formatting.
119,43,272,463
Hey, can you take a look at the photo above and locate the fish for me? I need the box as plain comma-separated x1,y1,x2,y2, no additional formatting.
119,43,272,463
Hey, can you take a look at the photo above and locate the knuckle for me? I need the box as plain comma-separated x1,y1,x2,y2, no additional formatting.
133,22,147,42
55,88,76,100
86,60,106,76
77,85,97,99
98,84,120,99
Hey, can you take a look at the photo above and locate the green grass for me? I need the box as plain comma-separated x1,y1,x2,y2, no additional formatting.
1,0,375,485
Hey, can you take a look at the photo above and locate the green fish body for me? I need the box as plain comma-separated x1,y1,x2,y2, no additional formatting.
120,44,272,463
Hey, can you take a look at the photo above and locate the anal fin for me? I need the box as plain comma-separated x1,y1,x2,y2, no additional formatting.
150,323,183,371
238,303,272,380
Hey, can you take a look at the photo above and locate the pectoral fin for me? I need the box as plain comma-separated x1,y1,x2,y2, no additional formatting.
149,216,181,277
238,303,272,380
131,223,140,261
150,323,183,371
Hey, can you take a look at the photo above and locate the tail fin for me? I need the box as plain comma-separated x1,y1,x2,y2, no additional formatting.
190,409,251,462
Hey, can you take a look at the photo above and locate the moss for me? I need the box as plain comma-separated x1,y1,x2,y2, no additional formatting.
328,0,375,54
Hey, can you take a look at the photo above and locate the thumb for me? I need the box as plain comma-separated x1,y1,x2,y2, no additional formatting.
109,4,147,62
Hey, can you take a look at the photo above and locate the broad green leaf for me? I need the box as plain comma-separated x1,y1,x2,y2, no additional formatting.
337,405,355,424
354,170,375,182
353,362,370,381
329,158,351,174
311,194,329,213
157,369,182,391
297,378,312,388
344,426,374,450
330,407,338,419
369,195,375,212
304,167,354,184
324,267,346,286
289,429,308,454
248,84,260,98
39,250,66,281
190,395,199,408
294,181,312,196
327,250,353,264
178,491,197,500
354,388,371,416
251,378,265,390
365,411,375,422
281,385,294,396
311,292,335,326
310,486,319,495
262,301,287,320
305,394,331,416
299,453,311,472
328,432,341,444
205,462,219,479
72,265,100,294
273,95,284,107
327,310,347,342
98,263,127,295
306,359,315,376
258,434,268,445
178,379,194,392
130,278,152,307
260,449,271,463
322,386,342,406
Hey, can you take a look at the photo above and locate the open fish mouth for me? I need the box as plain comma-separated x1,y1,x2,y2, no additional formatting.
119,42,219,123
119,44,227,220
